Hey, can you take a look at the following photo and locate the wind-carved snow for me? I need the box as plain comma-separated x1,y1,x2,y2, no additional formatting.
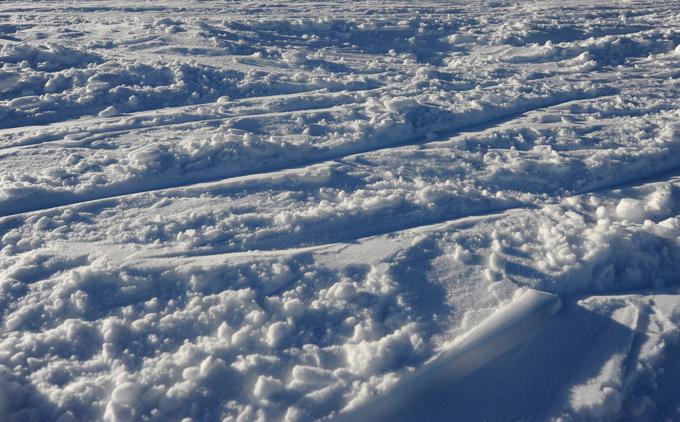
1,1,680,421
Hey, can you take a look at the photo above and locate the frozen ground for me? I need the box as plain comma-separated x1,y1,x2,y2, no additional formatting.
1,1,680,421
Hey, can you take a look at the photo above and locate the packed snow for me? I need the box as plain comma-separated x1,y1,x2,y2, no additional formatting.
1,1,680,421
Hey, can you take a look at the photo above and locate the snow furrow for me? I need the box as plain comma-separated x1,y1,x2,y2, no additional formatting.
0,88,611,217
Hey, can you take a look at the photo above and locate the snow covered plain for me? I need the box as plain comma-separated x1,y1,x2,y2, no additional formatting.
1,0,680,420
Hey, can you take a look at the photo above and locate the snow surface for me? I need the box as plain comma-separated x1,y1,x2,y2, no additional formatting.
1,1,680,421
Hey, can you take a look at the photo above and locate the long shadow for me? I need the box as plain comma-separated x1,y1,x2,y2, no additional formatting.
0,369,59,421
647,333,680,421
336,300,635,421
388,237,450,340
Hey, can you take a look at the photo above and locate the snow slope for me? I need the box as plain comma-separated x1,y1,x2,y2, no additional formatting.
1,1,680,421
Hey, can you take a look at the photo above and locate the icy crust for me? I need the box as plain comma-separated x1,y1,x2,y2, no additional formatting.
559,293,680,421
336,289,562,421
337,291,680,422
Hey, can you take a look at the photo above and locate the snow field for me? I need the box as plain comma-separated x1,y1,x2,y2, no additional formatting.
1,1,680,421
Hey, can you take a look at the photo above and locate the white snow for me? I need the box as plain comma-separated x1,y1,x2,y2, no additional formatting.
1,1,680,421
